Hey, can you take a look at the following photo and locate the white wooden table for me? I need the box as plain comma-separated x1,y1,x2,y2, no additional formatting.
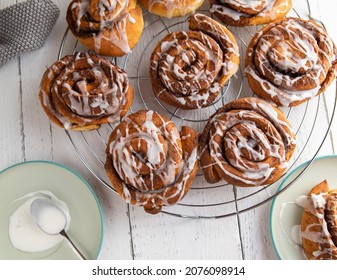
0,0,336,260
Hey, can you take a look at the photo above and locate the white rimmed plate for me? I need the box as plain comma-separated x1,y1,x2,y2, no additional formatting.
270,155,337,260
0,161,103,260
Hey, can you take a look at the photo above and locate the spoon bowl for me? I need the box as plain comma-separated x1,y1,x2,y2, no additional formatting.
30,198,67,235
30,198,87,260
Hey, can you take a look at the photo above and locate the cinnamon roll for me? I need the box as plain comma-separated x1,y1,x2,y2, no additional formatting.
301,180,337,260
246,18,337,107
105,110,198,214
66,0,144,57
209,0,292,26
150,13,240,110
139,0,204,18
199,97,296,187
39,52,133,131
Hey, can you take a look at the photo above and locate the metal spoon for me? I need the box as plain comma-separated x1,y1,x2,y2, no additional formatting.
30,198,87,260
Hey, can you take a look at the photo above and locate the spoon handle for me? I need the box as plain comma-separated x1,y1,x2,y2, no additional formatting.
60,229,87,260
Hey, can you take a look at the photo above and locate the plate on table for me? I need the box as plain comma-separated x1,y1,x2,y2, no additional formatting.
270,155,337,260
0,161,103,260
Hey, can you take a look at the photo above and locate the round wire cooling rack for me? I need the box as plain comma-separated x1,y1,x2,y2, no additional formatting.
59,3,337,219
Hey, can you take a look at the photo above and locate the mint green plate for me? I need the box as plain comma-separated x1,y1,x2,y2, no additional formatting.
270,155,337,260
0,161,103,260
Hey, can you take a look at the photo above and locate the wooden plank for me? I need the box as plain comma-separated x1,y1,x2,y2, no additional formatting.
0,58,23,169
0,1,25,169
131,209,243,259
11,0,133,259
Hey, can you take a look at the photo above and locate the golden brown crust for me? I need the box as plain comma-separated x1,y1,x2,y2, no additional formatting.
104,110,198,214
327,191,337,246
38,52,133,131
139,0,204,18
209,0,292,26
245,17,337,107
301,180,337,260
66,0,144,57
199,97,296,187
150,13,239,110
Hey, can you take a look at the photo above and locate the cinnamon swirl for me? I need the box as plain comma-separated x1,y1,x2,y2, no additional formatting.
66,0,144,57
105,110,198,214
209,0,292,26
301,180,337,260
246,17,337,107
139,0,204,18
199,97,296,187
150,13,240,109
39,52,133,131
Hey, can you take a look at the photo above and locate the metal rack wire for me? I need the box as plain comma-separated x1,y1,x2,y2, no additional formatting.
59,3,337,218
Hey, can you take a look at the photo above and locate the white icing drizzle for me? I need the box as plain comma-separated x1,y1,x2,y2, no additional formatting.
152,30,222,108
295,195,307,208
224,0,265,12
192,13,240,76
71,1,89,32
41,52,129,129
280,190,337,259
107,110,197,210
93,12,133,54
301,192,337,259
158,32,222,96
200,98,295,186
210,0,288,22
246,18,336,106
41,90,73,129
151,14,239,109
69,0,134,54
146,0,203,18
251,100,296,146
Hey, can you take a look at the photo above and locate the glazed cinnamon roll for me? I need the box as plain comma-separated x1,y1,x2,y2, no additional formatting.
246,18,337,107
66,0,144,57
209,0,292,26
199,97,296,187
301,180,337,260
150,13,240,110
105,110,198,214
139,0,204,18
39,52,133,131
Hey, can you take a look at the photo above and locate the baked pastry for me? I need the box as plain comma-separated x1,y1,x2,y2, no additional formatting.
209,0,292,26
66,0,144,57
150,13,239,109
301,180,337,260
105,110,198,214
39,52,133,131
199,97,296,187
139,0,204,18
246,17,337,107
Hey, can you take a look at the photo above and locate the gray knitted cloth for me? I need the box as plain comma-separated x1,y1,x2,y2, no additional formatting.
0,0,60,67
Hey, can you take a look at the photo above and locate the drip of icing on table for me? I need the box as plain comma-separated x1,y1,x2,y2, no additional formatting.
8,191,71,253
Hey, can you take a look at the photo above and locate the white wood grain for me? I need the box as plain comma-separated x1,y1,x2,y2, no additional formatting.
0,58,23,169
0,0,132,260
0,1,25,170
314,0,337,154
